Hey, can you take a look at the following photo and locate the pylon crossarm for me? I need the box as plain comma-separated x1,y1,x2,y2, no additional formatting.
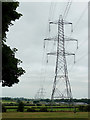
65,38,77,41
44,37,57,41
49,21,58,33
64,21,72,25
65,53,75,63
46,52,57,63
64,21,73,32
44,37,57,48
49,21,58,24
65,53,75,56
47,52,56,55
65,38,78,49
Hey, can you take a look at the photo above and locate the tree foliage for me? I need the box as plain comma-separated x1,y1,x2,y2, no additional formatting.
2,104,7,112
2,2,25,87
27,107,36,112
17,101,24,112
78,105,90,112
2,44,25,86
2,2,22,39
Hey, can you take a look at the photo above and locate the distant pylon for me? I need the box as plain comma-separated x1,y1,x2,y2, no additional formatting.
35,87,46,100
44,15,78,105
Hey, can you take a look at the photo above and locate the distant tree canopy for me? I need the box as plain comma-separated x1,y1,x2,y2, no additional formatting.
2,2,25,87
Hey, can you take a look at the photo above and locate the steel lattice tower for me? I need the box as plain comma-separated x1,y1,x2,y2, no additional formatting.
44,15,78,104
35,87,46,100
51,16,72,101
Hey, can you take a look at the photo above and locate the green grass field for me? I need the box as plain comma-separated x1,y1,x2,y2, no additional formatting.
2,112,88,118
2,100,89,119
2,100,16,104
5,106,78,112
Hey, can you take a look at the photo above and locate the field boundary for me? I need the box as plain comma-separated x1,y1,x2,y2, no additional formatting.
1,118,89,120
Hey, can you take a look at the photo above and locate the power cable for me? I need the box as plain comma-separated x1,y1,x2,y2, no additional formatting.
68,52,88,73
63,0,72,20
65,4,88,49
65,5,88,72
73,5,88,33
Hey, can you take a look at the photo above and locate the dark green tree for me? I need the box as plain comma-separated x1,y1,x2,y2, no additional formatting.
2,104,7,112
17,101,24,112
2,1,25,87
2,2,22,39
78,105,84,112
0,102,2,113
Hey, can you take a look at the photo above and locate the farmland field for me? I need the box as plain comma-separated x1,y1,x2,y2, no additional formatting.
5,106,78,112
2,99,89,120
2,100,16,104
2,112,88,118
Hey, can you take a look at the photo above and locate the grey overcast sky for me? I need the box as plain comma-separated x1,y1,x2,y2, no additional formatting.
2,1,88,99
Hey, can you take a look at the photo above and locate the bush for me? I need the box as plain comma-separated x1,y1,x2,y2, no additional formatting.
17,101,24,112
78,105,84,112
0,102,2,113
2,105,6,112
27,107,36,112
36,103,41,106
78,105,90,112
84,105,90,112
39,107,48,112
88,104,90,111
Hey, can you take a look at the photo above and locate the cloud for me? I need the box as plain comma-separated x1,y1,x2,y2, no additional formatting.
3,2,88,99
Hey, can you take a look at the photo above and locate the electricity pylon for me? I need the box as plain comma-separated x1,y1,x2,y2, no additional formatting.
44,15,78,105
35,87,46,100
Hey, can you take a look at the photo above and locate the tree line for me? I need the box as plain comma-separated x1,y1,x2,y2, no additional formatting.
2,97,90,104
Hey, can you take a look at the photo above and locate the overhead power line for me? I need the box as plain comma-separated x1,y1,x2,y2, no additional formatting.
73,5,88,32
63,0,72,20
65,4,88,62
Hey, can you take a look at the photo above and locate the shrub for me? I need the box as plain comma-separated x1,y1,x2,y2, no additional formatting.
84,105,90,112
39,107,48,112
78,105,84,112
27,107,36,112
2,105,6,112
36,103,41,106
78,105,90,112
88,104,90,112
